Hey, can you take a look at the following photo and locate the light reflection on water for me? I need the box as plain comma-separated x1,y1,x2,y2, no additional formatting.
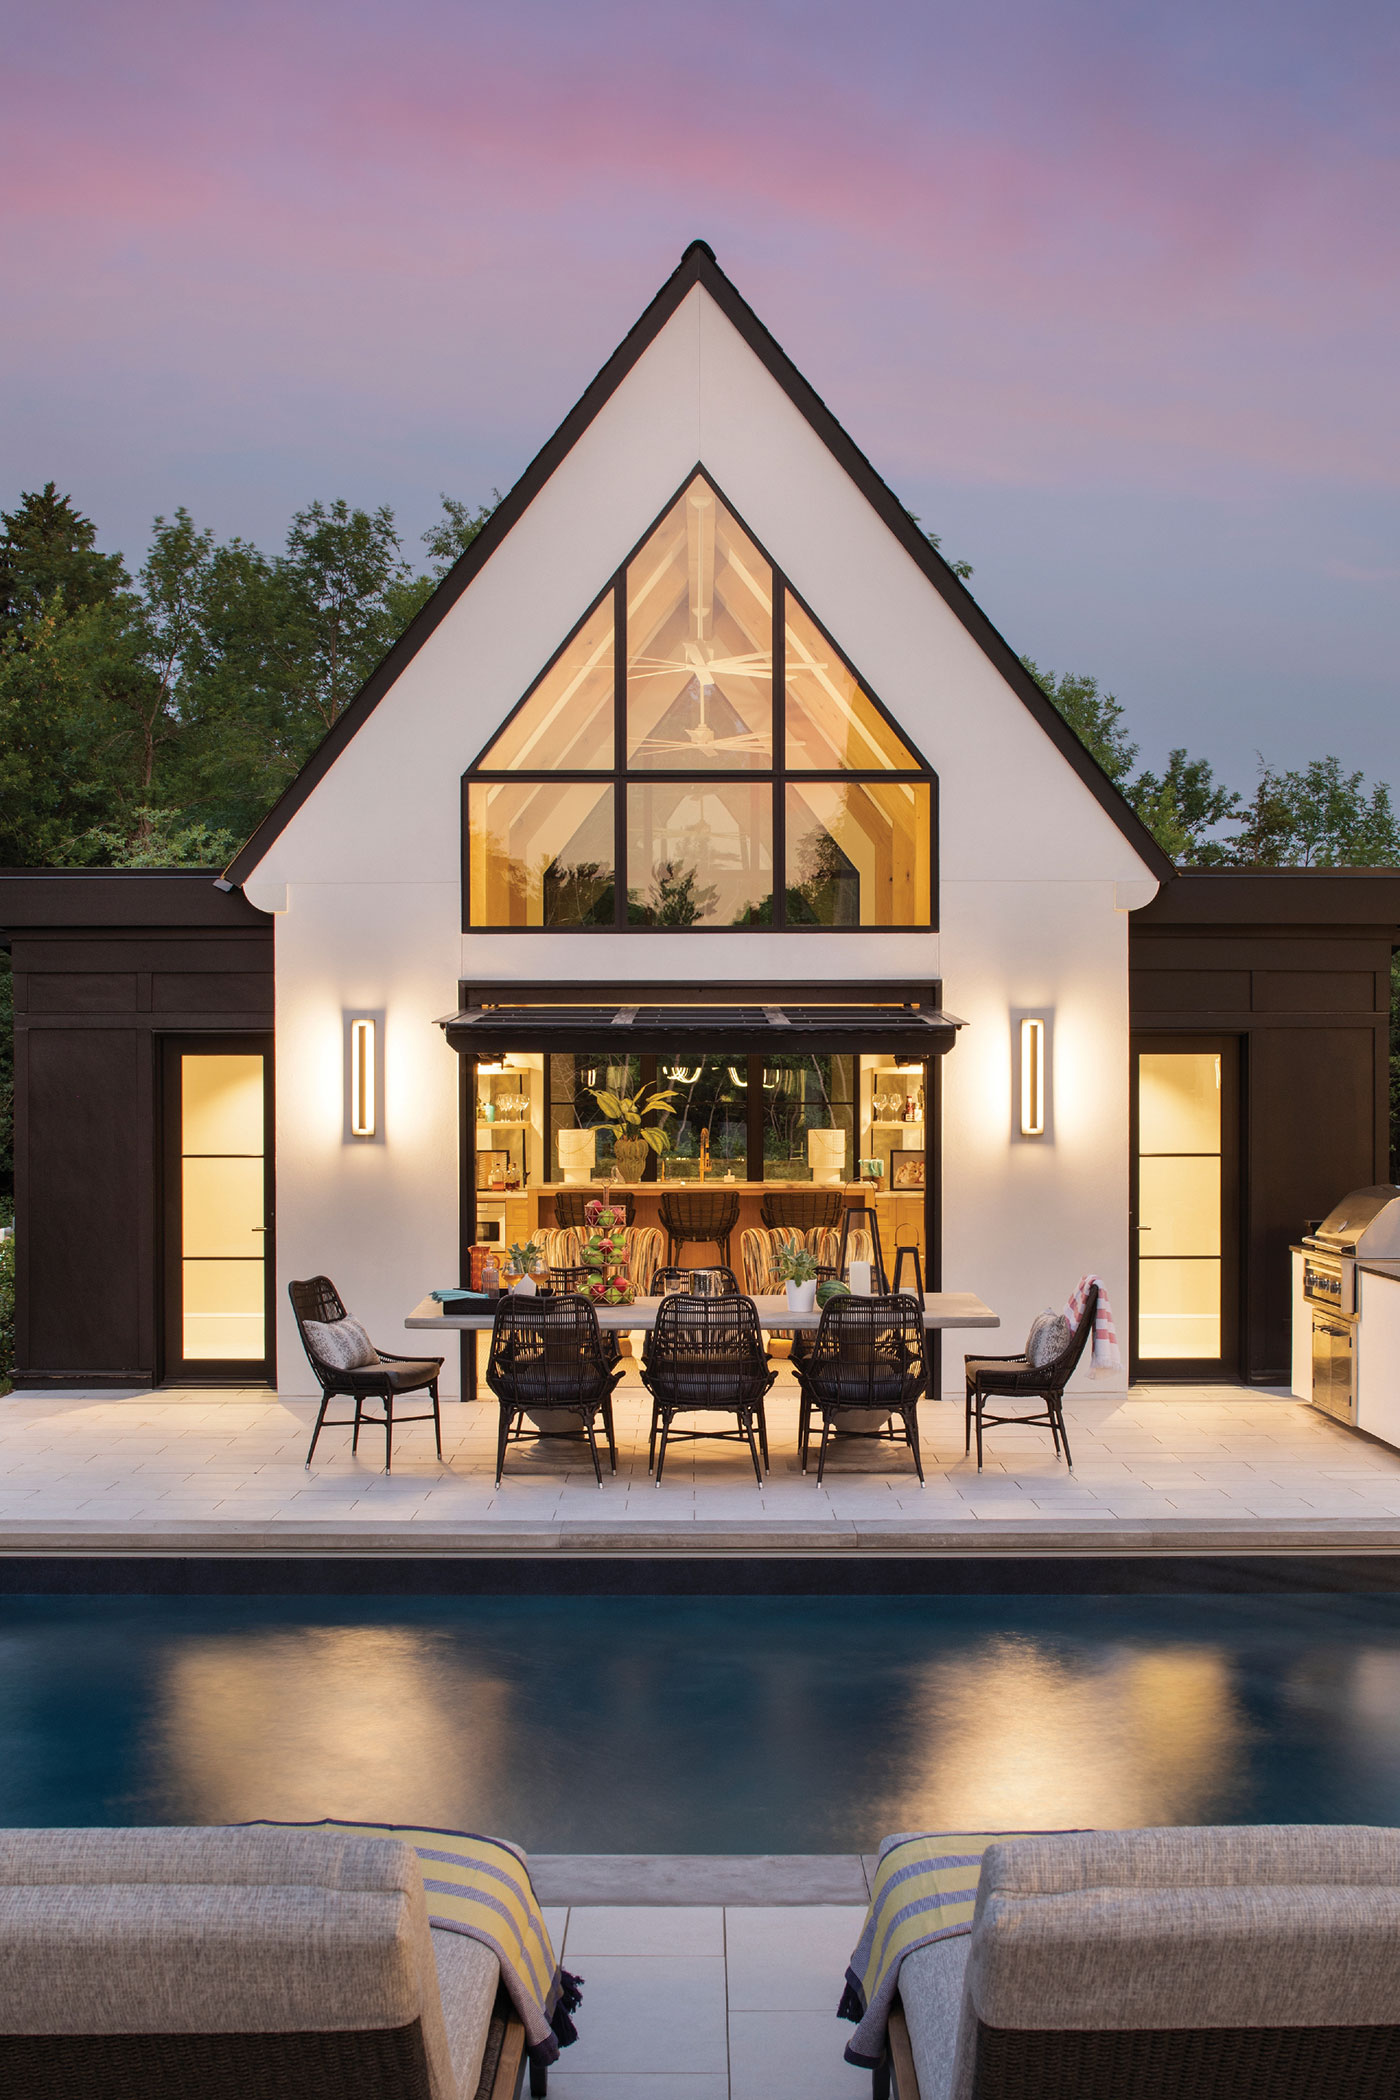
879,1639,1247,1832
2,1593,1400,1849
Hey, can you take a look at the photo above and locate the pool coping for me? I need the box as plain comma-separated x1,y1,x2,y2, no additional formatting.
530,1854,876,1905
3,1549,1400,1592
5,1515,1400,1556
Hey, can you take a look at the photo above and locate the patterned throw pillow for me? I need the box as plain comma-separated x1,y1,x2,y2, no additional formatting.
304,1315,380,1370
1025,1308,1071,1368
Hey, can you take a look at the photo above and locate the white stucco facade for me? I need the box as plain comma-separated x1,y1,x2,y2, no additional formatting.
242,276,1158,1398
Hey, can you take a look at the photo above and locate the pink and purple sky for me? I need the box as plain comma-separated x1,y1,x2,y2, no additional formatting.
4,0,1397,785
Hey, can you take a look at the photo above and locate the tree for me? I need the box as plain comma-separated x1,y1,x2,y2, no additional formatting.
908,514,973,581
1226,757,1400,868
422,492,501,580
0,598,123,864
0,484,127,637
1021,658,1139,787
1129,749,1242,866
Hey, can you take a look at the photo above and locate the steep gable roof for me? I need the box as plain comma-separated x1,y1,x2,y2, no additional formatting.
221,242,1174,888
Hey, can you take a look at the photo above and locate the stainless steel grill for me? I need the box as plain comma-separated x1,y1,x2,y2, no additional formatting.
1300,1186,1400,1424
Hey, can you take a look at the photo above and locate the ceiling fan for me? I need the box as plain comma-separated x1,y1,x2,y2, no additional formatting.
630,638,771,755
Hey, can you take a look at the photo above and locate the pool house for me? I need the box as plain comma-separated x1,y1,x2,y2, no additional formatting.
3,243,1397,1406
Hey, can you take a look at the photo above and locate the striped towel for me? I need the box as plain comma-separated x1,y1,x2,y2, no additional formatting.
243,1819,581,2073
840,1831,1049,2068
1064,1272,1121,1375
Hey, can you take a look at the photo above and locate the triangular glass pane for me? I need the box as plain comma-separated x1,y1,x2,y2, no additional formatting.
784,597,917,770
626,478,773,769
477,598,614,770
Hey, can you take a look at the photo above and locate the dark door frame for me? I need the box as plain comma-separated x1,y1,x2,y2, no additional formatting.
159,1033,276,1386
1129,1032,1241,1384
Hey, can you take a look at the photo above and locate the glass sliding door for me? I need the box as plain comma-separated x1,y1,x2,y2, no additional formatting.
164,1038,273,1382
1132,1038,1237,1378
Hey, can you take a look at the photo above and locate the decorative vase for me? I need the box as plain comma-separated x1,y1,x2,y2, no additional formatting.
785,1278,818,1313
612,1137,648,1183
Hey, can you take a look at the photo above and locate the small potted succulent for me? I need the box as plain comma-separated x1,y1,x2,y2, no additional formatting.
505,1239,548,1293
774,1241,820,1313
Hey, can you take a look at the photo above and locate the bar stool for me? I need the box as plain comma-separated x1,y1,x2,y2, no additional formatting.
835,1203,888,1291
658,1190,741,1271
759,1190,844,1232
553,1190,630,1229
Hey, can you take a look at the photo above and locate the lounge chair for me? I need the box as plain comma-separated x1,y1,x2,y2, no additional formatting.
877,1825,1400,2100
0,1824,534,2098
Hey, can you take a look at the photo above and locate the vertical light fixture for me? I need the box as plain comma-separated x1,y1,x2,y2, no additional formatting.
1019,1017,1045,1138
350,1017,377,1138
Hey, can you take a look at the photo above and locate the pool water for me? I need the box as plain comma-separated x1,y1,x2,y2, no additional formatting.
3,1592,1400,1850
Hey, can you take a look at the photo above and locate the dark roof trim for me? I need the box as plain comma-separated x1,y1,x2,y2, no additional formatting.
0,867,273,931
440,1000,964,1057
223,238,1174,887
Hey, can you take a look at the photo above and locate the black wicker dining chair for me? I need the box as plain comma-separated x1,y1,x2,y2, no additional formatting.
759,1190,844,1232
485,1293,623,1487
794,1293,928,1486
657,1190,741,1271
964,1287,1097,1472
550,1265,625,1368
641,1293,776,1488
290,1276,444,1472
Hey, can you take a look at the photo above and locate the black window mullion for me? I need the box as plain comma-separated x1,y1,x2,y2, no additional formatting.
613,577,627,928
772,575,785,929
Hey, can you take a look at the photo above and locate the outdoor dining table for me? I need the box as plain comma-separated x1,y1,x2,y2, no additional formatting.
405,1291,999,1334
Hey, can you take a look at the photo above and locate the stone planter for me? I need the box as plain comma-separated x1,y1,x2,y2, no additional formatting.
611,1137,648,1183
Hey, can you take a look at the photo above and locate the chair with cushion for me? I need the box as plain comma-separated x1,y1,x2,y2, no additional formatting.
877,1824,1400,2100
291,1276,444,1472
759,1190,844,1233
963,1287,1096,1472
794,1293,927,1486
657,1189,741,1272
0,1824,533,2100
485,1294,623,1488
641,1292,775,1487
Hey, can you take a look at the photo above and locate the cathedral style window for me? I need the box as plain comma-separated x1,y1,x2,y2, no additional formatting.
465,472,935,930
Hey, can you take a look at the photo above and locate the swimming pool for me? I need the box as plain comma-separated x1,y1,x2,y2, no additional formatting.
3,1590,1400,1850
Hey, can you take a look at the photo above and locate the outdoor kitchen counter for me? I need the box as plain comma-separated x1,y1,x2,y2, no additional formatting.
1356,1264,1400,1451
406,1292,999,1334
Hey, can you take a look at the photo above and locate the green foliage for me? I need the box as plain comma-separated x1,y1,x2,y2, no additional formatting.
1021,657,1139,787
908,514,974,581
1228,757,1400,868
774,1241,819,1283
590,1082,678,1155
0,484,127,635
1127,749,1243,866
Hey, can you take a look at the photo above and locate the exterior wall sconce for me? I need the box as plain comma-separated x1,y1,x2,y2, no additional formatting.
344,1011,384,1142
1019,1017,1046,1137
350,1018,377,1138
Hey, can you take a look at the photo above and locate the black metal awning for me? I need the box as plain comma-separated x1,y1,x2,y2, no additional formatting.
438,1003,964,1057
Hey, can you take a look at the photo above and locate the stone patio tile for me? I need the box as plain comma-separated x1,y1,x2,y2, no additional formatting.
724,1906,872,2012
563,1907,724,1958
550,1955,727,2078
728,2010,868,2099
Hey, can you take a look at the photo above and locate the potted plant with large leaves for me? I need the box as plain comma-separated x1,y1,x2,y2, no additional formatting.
590,1080,677,1183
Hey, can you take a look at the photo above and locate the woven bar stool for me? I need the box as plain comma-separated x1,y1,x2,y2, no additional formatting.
759,1190,844,1232
552,1189,629,1229
657,1190,741,1271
